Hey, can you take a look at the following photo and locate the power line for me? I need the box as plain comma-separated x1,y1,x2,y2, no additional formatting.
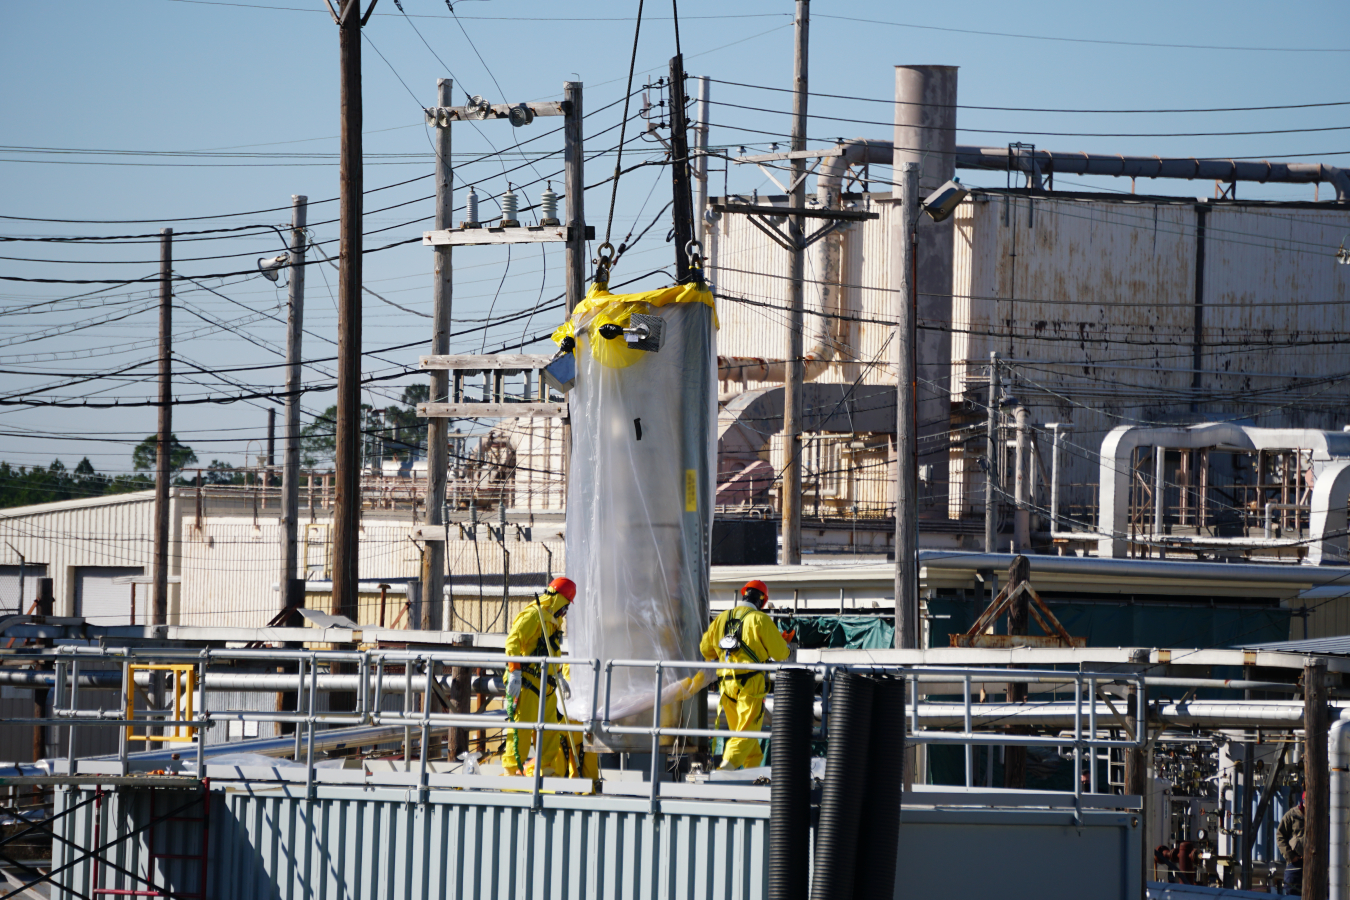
811,13,1350,53
706,98,1350,139
707,78,1350,115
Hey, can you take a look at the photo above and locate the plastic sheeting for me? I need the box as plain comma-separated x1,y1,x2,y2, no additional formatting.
555,283,717,735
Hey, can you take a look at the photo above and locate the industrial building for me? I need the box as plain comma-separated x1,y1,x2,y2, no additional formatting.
4,11,1350,896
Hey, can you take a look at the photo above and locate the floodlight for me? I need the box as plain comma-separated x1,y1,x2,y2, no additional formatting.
921,177,969,223
258,255,288,282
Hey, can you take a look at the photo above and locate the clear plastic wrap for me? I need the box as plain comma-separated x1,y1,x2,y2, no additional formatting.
553,283,716,744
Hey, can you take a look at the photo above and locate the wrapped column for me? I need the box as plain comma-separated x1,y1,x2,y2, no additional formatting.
553,282,717,749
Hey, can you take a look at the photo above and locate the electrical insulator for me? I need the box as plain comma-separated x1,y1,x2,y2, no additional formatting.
500,186,519,227
540,183,560,226
462,186,480,229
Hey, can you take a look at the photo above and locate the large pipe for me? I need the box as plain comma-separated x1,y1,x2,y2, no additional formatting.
956,146,1350,202
1331,716,1350,900
806,141,1350,203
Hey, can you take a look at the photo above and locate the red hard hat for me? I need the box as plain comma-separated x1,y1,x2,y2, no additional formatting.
741,580,769,600
548,576,577,603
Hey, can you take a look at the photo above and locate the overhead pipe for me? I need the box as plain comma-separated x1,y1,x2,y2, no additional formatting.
801,141,1350,202
955,146,1350,202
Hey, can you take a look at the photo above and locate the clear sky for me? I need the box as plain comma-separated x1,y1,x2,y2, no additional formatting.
2,0,1346,477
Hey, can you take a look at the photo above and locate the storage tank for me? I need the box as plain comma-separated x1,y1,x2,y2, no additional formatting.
552,281,716,750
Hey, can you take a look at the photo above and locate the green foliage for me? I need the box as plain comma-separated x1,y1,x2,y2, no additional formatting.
300,386,428,469
131,434,198,474
201,460,247,486
0,458,143,508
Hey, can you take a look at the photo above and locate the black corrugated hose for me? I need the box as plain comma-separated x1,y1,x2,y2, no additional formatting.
853,674,907,898
809,671,874,900
769,667,816,900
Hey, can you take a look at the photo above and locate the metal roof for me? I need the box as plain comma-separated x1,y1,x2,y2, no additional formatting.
1242,635,1350,656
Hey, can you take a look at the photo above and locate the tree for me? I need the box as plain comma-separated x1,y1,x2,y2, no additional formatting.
202,460,246,486
131,435,197,475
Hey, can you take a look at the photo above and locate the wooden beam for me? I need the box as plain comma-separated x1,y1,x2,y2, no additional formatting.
418,402,567,419
419,354,552,371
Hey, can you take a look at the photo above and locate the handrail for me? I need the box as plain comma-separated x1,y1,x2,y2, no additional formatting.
12,646,1147,818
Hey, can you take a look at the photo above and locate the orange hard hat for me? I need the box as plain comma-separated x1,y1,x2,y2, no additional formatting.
548,576,577,603
741,580,769,601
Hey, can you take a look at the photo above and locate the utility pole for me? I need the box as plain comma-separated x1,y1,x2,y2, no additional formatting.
1003,555,1029,788
781,0,809,565
153,228,172,625
279,195,307,613
984,352,1000,554
892,161,919,649
1014,406,1030,551
1305,658,1329,900
564,81,586,314
266,407,276,476
32,578,53,765
692,76,710,246
669,55,695,280
422,78,453,633
330,0,378,622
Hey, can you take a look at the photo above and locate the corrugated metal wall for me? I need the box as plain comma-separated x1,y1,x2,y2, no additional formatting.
950,196,1350,518
52,784,1142,900
54,785,772,900
0,491,168,617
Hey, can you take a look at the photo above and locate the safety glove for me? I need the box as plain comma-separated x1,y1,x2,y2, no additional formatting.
506,669,523,700
558,676,572,699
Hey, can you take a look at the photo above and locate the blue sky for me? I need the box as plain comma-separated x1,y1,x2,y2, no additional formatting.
2,0,1346,474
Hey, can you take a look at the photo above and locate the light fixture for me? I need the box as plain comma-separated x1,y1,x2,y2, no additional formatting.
920,177,969,223
1337,236,1350,265
257,254,288,282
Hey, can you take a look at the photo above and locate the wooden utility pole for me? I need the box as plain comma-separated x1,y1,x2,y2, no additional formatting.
266,407,276,476
279,195,307,612
1305,658,1329,900
781,0,809,565
32,578,53,764
984,352,1000,553
422,79,453,633
669,55,695,280
563,81,585,314
331,0,378,622
892,160,919,650
153,228,172,625
1003,555,1029,788
1014,406,1031,551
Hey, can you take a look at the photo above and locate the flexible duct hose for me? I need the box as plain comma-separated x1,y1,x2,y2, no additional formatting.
769,668,816,900
853,674,906,898
810,671,874,900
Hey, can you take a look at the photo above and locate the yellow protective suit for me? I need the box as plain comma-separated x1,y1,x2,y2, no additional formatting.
699,603,791,769
502,590,569,775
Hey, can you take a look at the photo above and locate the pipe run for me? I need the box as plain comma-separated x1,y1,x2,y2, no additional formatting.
804,140,1350,203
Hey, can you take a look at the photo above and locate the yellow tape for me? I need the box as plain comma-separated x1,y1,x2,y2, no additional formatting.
685,469,697,512
551,282,717,369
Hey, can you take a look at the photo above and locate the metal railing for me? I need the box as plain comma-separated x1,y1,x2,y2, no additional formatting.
4,647,1145,815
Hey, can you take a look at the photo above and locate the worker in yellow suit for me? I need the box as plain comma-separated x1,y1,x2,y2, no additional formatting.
699,579,791,769
502,577,575,776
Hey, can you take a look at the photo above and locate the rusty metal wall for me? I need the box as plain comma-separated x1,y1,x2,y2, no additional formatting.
950,195,1350,524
